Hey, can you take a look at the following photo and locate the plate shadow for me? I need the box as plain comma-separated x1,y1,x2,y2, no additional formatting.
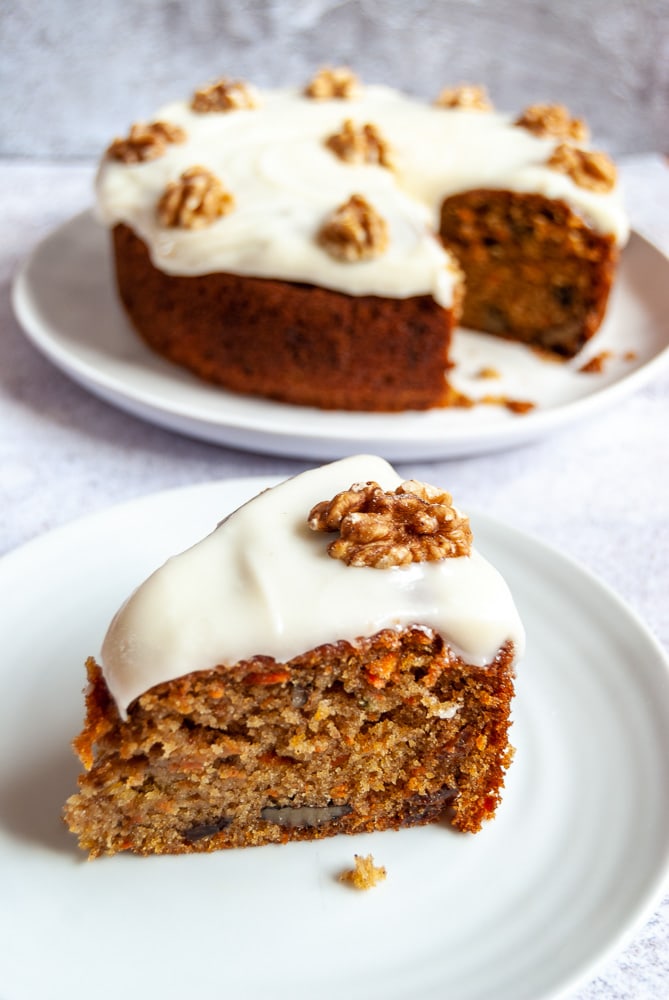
0,740,83,858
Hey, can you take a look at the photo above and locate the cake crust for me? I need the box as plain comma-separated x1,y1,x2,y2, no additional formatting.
113,223,455,412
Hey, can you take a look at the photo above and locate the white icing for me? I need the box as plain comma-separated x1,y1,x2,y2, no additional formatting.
101,456,525,715
96,84,629,307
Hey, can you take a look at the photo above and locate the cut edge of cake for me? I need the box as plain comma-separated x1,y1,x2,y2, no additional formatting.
64,455,525,857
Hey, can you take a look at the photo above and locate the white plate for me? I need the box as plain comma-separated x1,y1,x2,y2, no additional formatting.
11,211,669,461
1,477,668,1000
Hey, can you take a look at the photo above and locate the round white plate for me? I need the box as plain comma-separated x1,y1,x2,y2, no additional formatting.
11,212,669,460
1,477,668,1000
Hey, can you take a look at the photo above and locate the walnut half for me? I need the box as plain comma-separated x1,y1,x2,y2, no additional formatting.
435,84,492,111
317,194,388,262
325,119,394,168
106,121,186,163
191,77,259,112
157,166,235,229
308,479,472,568
547,143,616,193
514,103,589,143
305,66,361,100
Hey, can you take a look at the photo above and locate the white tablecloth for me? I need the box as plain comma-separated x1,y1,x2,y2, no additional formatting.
1,155,668,998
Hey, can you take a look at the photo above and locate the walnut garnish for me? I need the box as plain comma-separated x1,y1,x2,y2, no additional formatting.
317,194,388,262
514,103,589,142
106,121,186,163
325,119,394,168
305,66,361,100
191,77,259,112
308,479,472,568
547,143,616,193
157,166,235,229
435,84,492,111
339,854,387,890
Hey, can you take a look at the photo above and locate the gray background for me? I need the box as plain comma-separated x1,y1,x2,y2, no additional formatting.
2,0,668,160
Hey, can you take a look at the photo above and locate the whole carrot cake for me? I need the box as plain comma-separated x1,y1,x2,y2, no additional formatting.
64,455,525,857
96,70,628,411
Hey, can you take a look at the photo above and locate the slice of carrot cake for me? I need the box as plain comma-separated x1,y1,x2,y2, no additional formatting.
64,455,524,856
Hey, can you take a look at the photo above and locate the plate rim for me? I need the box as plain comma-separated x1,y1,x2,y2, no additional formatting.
1,474,669,1000
10,210,669,460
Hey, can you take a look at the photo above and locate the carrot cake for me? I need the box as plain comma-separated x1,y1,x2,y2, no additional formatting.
96,70,628,411
64,455,525,857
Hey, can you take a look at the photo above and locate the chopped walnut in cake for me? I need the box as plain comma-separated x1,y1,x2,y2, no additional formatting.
339,854,387,890
305,66,361,100
435,84,492,111
514,103,589,142
325,119,394,168
317,194,388,262
157,166,235,229
308,479,472,568
106,121,186,163
191,77,259,112
547,143,617,193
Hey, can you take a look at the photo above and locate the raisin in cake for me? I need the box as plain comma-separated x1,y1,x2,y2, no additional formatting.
96,69,628,412
64,455,524,857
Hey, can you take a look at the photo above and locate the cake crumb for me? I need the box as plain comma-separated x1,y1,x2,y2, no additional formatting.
578,350,613,374
444,384,535,414
339,854,387,890
480,393,536,414
502,397,536,414
579,349,636,373
443,384,476,408
476,365,500,380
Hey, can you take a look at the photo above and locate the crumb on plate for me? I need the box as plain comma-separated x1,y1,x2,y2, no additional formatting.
338,853,387,890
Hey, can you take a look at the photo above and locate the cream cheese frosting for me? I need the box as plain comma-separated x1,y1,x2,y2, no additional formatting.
96,84,629,307
101,455,525,715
